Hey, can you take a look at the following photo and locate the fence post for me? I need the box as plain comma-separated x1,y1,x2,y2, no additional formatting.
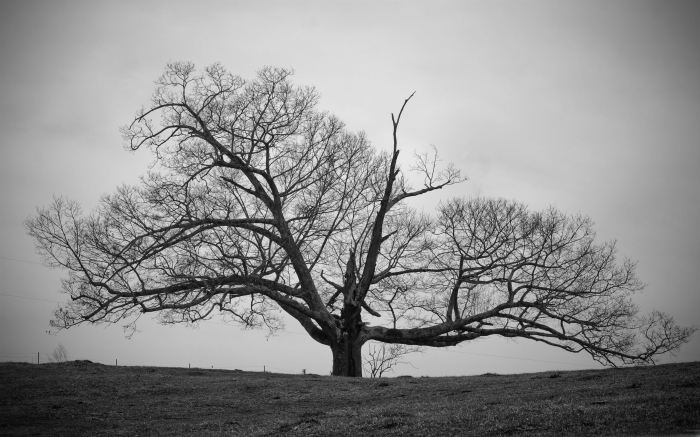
37,352,39,365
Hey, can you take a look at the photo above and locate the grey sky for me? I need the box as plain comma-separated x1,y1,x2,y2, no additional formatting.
1,0,698,375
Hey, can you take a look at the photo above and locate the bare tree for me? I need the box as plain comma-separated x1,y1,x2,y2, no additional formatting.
49,344,68,363
364,342,417,378
27,63,693,376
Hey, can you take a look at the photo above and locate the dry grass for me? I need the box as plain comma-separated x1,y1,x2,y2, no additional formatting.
0,360,698,436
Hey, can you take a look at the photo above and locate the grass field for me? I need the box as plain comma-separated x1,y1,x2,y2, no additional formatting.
0,360,698,436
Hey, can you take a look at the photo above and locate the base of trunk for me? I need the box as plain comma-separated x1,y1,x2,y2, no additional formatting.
331,339,363,377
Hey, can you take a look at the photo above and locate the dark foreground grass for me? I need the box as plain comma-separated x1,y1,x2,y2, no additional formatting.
0,360,698,436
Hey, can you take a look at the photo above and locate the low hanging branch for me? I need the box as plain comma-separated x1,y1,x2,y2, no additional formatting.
27,62,694,377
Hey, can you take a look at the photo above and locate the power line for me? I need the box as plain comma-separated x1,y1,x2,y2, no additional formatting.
0,292,61,304
0,255,44,266
436,347,584,366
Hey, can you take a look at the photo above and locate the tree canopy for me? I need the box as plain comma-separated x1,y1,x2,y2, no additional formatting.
27,63,693,376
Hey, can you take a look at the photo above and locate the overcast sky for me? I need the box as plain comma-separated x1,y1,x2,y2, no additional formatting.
1,0,699,376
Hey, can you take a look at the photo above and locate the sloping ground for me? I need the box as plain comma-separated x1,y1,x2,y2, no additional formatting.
0,360,698,436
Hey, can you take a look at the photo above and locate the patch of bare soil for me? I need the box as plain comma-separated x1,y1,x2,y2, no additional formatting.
0,361,698,436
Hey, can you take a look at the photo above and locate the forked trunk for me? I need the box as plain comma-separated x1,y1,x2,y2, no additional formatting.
331,299,365,376
332,259,365,377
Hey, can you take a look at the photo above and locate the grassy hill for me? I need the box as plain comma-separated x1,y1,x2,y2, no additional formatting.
1,360,698,436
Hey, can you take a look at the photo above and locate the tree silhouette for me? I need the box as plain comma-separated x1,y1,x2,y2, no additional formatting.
364,342,417,378
49,344,68,363
27,63,693,376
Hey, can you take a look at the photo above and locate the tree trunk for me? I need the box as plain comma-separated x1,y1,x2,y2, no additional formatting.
331,335,363,377
330,299,365,377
